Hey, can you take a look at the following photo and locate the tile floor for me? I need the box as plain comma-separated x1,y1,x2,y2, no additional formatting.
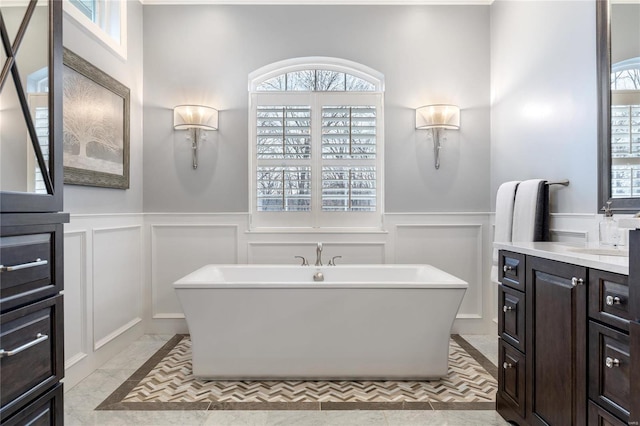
64,334,509,426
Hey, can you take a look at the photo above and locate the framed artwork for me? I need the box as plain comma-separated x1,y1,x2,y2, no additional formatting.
62,48,130,189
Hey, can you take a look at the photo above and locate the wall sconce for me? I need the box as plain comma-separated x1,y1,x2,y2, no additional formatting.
173,104,218,169
415,104,460,170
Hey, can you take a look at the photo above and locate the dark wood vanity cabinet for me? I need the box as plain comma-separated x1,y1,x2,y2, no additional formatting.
1,1,66,424
526,257,587,426
497,248,638,426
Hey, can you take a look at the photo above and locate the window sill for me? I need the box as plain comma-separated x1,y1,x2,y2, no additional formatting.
246,227,388,234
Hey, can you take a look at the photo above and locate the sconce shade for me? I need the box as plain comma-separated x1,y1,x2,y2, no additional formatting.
415,104,460,130
173,105,218,130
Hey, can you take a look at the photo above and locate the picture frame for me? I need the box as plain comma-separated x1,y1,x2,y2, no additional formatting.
62,48,130,189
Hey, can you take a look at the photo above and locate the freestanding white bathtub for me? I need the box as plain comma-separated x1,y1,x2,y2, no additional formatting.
174,264,467,380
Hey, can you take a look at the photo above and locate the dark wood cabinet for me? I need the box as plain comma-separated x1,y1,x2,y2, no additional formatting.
2,385,63,426
628,230,640,426
589,269,631,333
499,251,526,292
630,321,640,426
497,249,638,426
0,295,64,421
0,218,65,313
498,338,526,419
589,321,631,422
1,1,66,424
526,257,587,426
588,400,628,426
0,0,63,213
499,284,525,352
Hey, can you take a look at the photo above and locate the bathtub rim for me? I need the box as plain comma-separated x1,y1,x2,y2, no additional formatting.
173,263,469,289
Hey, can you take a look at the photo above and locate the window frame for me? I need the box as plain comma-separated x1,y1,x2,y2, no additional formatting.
64,0,127,59
248,58,385,231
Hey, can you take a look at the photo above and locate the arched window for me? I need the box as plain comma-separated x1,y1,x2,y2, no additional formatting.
611,57,640,90
249,58,384,229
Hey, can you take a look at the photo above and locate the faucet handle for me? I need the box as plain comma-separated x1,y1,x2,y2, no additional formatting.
329,256,342,266
294,256,308,266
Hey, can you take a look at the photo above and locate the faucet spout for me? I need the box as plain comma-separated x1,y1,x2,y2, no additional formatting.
315,242,323,266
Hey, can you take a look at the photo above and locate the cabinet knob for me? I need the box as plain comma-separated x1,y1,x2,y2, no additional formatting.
605,295,622,306
571,277,584,287
503,362,513,369
503,265,514,273
605,357,620,368
503,305,514,313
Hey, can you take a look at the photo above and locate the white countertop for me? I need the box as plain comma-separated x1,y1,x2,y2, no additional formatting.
493,241,629,275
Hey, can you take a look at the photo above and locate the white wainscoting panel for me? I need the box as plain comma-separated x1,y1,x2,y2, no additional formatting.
62,210,608,389
549,213,596,244
93,225,143,350
248,242,386,265
63,213,145,390
151,224,238,318
63,230,88,369
394,224,484,320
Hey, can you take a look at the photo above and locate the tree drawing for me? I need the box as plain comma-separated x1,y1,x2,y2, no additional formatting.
63,68,123,170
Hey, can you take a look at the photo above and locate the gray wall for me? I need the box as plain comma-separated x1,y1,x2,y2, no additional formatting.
63,0,144,214
489,0,597,213
142,5,491,213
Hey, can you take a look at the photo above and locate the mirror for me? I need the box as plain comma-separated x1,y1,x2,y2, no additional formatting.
0,0,52,194
597,0,640,213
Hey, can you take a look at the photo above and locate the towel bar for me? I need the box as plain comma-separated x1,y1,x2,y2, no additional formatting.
546,179,570,186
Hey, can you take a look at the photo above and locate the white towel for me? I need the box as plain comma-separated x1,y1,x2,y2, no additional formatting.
494,181,520,248
512,179,548,242
492,181,520,284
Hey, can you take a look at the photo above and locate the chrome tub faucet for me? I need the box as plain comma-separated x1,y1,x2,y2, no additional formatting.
294,256,308,266
315,242,323,266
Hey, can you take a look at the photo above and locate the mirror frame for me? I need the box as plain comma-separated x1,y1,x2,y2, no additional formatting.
0,0,63,213
597,0,640,214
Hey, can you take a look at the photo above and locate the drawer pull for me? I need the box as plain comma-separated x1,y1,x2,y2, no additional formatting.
605,295,622,306
0,258,48,273
503,305,514,313
503,362,514,369
605,357,620,368
0,333,48,358
571,277,584,287
503,265,514,273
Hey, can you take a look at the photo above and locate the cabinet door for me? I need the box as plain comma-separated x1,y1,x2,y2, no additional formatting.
498,338,526,419
630,229,640,425
498,284,525,352
2,384,63,426
0,217,65,313
630,321,640,426
526,256,587,426
0,295,63,421
589,269,631,332
0,0,63,213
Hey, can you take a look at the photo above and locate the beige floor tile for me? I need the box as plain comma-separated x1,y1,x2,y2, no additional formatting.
63,334,505,425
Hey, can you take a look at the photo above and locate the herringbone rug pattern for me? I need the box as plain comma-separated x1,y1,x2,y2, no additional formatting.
119,336,496,404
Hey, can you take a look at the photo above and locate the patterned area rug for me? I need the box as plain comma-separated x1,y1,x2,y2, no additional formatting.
97,335,497,411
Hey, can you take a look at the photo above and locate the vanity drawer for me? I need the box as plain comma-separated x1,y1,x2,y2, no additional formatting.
498,338,526,419
2,383,63,426
498,284,525,353
0,296,63,422
589,269,630,332
0,223,63,313
589,321,630,422
499,251,525,292
588,401,627,426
